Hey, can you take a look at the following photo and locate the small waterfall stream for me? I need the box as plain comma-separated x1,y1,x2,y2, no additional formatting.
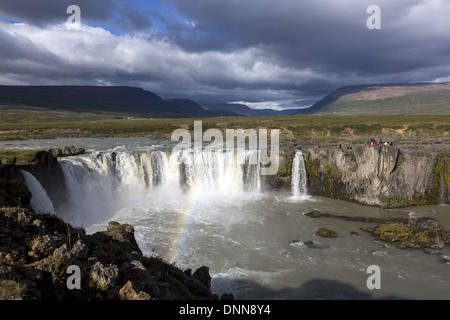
20,170,55,214
291,149,308,198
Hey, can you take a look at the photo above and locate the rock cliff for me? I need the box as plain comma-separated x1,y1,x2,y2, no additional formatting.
303,145,449,207
0,147,85,210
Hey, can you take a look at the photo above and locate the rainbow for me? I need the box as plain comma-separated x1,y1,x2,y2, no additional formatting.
165,181,204,264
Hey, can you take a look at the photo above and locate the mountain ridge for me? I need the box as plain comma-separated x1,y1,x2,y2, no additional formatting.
0,85,244,119
1,83,449,120
298,82,450,115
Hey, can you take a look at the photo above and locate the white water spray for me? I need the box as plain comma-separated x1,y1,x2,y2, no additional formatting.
20,170,55,213
57,148,264,226
291,150,308,198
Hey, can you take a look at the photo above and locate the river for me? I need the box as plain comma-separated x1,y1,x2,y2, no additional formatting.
2,137,449,299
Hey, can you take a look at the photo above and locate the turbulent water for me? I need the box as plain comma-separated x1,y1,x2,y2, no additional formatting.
3,137,449,300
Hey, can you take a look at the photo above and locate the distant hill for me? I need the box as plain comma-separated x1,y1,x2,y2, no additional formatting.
0,85,242,119
3,83,447,120
298,83,450,115
165,99,238,117
199,102,299,116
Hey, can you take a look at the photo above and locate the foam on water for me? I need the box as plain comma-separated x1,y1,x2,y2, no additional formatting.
12,138,450,299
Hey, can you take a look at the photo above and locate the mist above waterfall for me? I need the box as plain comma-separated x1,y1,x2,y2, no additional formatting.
56,147,267,226
16,137,312,229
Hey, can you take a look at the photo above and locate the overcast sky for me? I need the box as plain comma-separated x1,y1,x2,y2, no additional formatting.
0,0,449,110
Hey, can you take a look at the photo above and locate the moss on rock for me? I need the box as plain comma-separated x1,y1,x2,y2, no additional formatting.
315,227,338,238
365,221,445,250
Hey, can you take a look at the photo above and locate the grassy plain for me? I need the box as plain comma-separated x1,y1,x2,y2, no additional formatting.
0,112,448,146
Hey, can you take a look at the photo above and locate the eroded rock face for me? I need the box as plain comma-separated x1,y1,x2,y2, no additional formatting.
304,145,449,208
261,142,302,190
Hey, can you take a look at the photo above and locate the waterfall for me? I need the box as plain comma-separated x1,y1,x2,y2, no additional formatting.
56,148,262,226
20,170,55,214
291,150,308,198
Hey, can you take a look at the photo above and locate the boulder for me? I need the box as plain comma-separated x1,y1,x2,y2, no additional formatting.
29,235,62,258
89,261,119,290
315,227,338,238
118,281,151,300
120,260,152,291
192,266,211,289
90,221,143,263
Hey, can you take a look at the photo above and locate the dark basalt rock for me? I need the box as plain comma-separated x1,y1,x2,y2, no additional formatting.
48,146,85,158
0,208,231,300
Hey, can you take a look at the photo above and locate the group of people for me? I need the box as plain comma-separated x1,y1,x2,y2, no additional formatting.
367,138,380,146
367,138,393,147
338,138,394,150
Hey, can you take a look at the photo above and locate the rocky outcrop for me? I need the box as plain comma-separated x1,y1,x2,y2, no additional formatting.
304,210,450,251
303,145,449,207
0,151,54,208
48,146,85,158
0,178,31,208
362,218,449,250
315,227,338,238
0,147,85,212
0,207,232,300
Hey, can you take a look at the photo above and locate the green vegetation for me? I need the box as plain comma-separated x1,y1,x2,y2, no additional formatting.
433,156,450,202
0,150,44,166
0,105,121,123
0,114,449,143
304,83,450,115
0,280,27,300
366,222,445,249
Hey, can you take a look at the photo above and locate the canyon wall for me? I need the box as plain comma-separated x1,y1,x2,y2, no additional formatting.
303,145,449,207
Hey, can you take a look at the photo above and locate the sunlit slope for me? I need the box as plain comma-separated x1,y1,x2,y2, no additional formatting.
300,83,450,115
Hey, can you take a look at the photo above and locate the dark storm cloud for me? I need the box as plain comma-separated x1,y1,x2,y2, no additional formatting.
0,0,449,107
0,0,151,32
166,0,450,95
0,0,114,25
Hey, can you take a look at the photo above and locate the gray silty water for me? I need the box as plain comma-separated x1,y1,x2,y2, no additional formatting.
8,137,450,300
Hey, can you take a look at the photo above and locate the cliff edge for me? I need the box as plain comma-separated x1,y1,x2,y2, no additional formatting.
304,145,449,207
